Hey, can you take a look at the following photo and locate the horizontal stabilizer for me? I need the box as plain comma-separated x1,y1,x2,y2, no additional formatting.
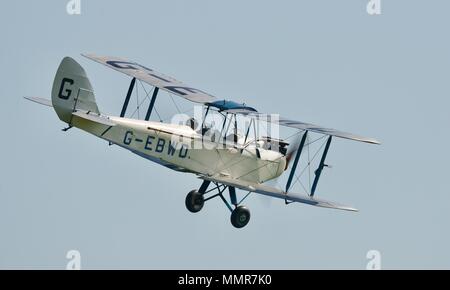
72,110,116,127
199,175,358,212
24,96,53,107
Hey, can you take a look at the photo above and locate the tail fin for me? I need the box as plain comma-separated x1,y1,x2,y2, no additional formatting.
51,57,99,124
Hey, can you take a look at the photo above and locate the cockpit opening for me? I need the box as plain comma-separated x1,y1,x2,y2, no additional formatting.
256,137,289,155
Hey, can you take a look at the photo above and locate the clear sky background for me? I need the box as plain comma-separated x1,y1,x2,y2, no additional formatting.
1,0,449,269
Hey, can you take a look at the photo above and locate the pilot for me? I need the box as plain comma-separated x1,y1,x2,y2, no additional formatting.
186,118,198,130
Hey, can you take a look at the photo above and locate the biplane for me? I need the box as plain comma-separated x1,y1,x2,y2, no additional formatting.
25,55,380,228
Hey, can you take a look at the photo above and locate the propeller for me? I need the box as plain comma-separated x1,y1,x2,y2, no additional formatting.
285,133,304,170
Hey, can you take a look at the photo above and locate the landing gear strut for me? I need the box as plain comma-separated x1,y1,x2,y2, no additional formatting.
184,180,252,228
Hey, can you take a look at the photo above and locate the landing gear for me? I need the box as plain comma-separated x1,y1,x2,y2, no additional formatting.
185,180,252,228
185,190,204,213
230,206,251,228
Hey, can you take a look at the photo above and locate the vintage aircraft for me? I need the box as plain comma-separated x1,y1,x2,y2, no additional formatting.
25,55,380,228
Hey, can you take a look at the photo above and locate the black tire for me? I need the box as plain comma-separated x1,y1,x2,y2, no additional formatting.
230,206,251,228
185,190,204,213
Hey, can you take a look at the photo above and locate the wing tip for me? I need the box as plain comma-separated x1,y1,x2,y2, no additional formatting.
344,207,359,212
366,138,381,145
313,197,359,212
321,204,359,212
323,204,359,212
343,135,381,145
81,53,97,60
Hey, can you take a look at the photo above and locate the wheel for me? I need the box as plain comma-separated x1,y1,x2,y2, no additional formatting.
230,206,251,228
185,190,204,213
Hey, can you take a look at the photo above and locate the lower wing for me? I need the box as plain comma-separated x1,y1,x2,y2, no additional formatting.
199,175,358,212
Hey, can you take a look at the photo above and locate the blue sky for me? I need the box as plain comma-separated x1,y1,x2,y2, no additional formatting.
1,0,449,269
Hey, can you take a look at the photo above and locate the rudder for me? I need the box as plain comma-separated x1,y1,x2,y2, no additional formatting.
51,57,99,124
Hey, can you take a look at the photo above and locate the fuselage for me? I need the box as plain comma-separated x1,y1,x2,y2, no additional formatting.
70,114,287,184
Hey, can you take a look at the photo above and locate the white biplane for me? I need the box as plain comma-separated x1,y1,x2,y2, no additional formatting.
26,55,380,228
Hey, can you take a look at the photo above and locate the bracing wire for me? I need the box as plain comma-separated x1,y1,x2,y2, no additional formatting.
289,137,329,194
169,94,182,114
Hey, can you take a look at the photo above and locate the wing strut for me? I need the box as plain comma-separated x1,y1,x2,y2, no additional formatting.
145,87,159,121
201,105,211,143
285,131,308,193
311,136,332,197
120,77,136,117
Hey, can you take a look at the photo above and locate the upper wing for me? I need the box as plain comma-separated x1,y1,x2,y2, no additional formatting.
83,54,379,144
224,109,380,145
82,54,218,104
200,175,358,212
